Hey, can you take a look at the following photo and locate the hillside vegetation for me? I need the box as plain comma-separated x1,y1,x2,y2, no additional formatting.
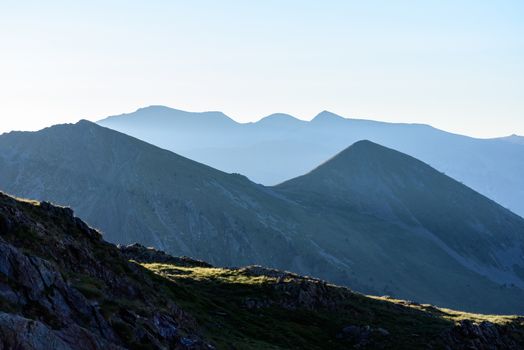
140,259,524,349
0,192,523,349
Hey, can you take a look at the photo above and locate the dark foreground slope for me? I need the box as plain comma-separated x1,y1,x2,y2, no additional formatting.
2,122,524,314
0,192,523,350
0,192,208,349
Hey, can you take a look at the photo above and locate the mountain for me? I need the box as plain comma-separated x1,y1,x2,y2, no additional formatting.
1,192,523,349
1,121,524,314
277,140,524,290
98,106,524,217
0,120,298,267
496,134,524,145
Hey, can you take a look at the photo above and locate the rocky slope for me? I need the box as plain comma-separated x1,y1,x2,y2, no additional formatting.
0,192,523,349
98,106,524,217
1,121,524,314
141,256,524,350
0,192,209,349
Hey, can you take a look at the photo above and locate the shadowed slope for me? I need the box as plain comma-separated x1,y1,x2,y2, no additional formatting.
0,120,301,268
0,191,210,349
275,141,524,311
1,123,524,314
277,140,524,270
0,191,523,349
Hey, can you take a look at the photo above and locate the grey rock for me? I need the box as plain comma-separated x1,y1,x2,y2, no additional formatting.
0,312,121,350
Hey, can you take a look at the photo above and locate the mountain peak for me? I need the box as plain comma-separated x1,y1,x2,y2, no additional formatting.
346,139,379,149
132,105,231,119
275,140,426,194
136,105,178,113
257,113,303,125
320,139,397,166
75,119,98,127
494,134,524,145
98,105,236,126
311,110,345,122
505,134,524,140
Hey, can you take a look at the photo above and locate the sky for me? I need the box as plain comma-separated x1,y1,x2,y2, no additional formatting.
0,0,523,138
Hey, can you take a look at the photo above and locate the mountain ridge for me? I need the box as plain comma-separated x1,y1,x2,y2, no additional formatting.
97,106,524,217
277,140,524,288
1,121,524,314
99,106,440,129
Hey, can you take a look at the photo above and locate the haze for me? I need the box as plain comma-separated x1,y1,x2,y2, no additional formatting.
1,0,523,137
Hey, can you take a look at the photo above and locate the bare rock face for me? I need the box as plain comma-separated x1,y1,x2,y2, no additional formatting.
0,313,121,350
238,265,348,310
0,193,209,349
0,238,114,339
439,319,524,350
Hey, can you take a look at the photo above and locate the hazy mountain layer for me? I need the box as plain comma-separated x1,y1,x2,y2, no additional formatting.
98,106,524,217
496,134,524,145
1,121,524,314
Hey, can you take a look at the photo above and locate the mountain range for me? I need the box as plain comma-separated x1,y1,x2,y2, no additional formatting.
98,106,524,217
2,192,523,349
498,134,524,145
1,120,524,314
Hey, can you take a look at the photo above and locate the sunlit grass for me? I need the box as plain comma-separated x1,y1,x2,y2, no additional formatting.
370,295,521,325
142,263,281,285
146,262,522,327
10,195,40,206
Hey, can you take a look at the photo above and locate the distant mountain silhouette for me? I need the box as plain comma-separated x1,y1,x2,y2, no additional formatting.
1,121,524,314
496,134,524,145
99,106,524,217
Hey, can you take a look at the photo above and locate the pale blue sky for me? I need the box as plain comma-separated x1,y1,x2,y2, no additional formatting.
0,0,522,137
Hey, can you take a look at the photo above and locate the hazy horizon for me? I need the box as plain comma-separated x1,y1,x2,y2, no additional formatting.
1,1,523,137
1,104,523,140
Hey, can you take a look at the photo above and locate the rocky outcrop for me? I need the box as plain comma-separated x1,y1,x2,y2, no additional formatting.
0,312,120,350
439,319,524,350
0,237,120,348
238,265,350,310
0,193,210,349
119,243,212,268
